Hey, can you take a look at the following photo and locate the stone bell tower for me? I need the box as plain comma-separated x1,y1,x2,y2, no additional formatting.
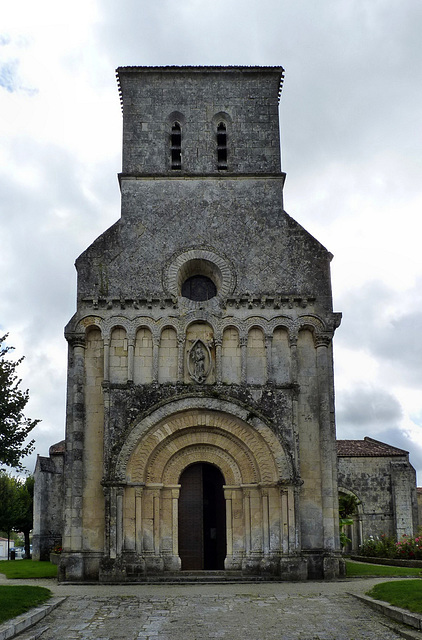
60,66,343,582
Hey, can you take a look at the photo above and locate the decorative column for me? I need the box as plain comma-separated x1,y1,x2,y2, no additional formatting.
127,336,135,382
177,335,185,382
144,484,164,572
167,485,182,571
289,333,298,383
103,485,111,555
223,486,243,570
152,336,160,383
265,334,273,383
135,488,143,554
116,486,124,556
109,486,117,559
280,488,289,554
215,336,222,383
240,336,247,384
103,336,110,382
261,488,270,555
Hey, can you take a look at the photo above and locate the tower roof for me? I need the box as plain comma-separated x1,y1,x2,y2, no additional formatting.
116,65,285,109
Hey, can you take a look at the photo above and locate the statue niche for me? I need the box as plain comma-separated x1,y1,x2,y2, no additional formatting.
185,322,215,384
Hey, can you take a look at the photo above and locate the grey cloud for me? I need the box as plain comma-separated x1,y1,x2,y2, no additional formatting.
336,385,403,434
0,59,18,92
336,281,422,387
335,386,422,480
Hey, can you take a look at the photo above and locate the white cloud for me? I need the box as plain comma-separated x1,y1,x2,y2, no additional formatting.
1,0,421,485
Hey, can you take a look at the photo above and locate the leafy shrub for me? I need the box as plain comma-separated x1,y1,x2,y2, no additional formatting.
395,534,422,560
359,532,422,560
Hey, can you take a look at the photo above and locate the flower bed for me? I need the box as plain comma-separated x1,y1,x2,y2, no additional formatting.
358,533,422,561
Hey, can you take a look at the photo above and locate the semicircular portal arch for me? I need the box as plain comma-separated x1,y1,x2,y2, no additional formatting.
115,399,298,573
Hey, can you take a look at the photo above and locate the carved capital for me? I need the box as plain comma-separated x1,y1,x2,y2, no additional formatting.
67,334,86,349
314,333,332,348
289,334,298,348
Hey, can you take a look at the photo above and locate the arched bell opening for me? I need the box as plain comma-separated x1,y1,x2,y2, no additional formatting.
178,462,226,570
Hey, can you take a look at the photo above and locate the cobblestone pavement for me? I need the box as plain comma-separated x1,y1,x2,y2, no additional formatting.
8,578,415,640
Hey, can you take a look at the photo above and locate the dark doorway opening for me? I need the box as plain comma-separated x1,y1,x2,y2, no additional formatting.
178,463,226,570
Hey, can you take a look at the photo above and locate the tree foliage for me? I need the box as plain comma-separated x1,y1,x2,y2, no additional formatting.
14,476,34,558
339,493,360,549
339,493,360,519
0,334,39,470
0,473,34,559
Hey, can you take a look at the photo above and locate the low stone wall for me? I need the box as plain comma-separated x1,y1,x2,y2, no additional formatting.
350,555,422,568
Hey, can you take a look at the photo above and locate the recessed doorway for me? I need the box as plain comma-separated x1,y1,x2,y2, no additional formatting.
178,463,226,570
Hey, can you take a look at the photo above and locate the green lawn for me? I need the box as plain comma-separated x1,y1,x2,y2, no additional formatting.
0,560,58,579
0,585,52,624
367,580,422,614
345,560,422,578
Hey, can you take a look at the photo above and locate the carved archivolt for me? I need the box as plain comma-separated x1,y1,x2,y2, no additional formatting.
163,248,236,298
117,398,293,485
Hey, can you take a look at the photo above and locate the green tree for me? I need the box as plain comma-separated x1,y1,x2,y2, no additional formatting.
0,334,39,470
339,493,360,550
14,476,34,558
0,472,20,559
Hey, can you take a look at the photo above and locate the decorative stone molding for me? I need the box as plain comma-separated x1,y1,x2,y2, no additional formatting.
163,247,236,298
116,398,294,484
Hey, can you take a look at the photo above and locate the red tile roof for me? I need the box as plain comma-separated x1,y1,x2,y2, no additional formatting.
337,437,408,457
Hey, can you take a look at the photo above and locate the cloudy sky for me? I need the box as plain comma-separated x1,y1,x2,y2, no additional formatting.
1,0,422,484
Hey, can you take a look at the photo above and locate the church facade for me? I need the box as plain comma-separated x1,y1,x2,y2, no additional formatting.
56,66,345,581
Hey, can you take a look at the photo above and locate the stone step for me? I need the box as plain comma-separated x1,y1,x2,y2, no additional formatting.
119,570,281,584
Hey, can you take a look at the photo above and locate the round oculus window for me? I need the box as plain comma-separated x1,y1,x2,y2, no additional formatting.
181,274,217,301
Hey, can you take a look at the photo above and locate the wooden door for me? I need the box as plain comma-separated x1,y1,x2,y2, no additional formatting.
178,463,226,570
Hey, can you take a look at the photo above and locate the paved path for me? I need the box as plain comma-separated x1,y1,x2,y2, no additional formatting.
2,577,417,640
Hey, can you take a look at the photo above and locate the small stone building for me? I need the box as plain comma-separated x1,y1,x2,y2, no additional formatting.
337,437,418,552
32,441,64,560
38,65,348,582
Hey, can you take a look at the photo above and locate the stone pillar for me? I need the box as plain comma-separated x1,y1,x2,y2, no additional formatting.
144,484,164,573
215,336,222,383
315,334,337,552
242,484,261,572
127,337,135,382
123,486,136,551
163,485,181,571
177,335,185,382
262,488,270,554
103,337,110,382
224,486,243,570
280,488,289,554
109,486,117,559
135,487,143,554
265,335,273,383
116,487,124,556
103,485,111,556
289,334,298,383
152,336,160,382
240,336,247,385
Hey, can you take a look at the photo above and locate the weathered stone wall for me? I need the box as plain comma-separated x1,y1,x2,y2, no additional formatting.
59,66,343,582
32,446,64,561
338,454,418,543
118,67,282,175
